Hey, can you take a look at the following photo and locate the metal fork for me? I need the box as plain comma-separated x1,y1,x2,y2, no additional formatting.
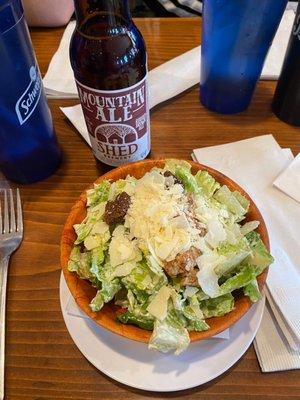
0,189,23,400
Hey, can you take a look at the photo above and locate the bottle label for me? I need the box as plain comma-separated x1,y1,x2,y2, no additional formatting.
76,76,151,166
15,65,42,125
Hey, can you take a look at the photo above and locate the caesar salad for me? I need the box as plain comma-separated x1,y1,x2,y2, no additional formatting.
68,160,273,354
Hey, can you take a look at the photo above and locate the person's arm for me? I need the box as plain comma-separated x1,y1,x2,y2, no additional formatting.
23,0,74,27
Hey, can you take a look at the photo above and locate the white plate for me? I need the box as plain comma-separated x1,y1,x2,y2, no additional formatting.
60,273,265,392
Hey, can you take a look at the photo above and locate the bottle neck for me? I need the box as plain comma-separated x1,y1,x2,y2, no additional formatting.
74,0,132,27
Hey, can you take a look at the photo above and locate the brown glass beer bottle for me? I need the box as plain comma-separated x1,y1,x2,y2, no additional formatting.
70,0,150,168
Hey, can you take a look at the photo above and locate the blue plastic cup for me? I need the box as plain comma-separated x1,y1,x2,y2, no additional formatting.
0,0,61,183
200,0,288,114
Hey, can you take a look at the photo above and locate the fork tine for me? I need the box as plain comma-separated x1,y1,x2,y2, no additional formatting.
9,189,16,233
0,196,2,234
3,190,9,234
16,189,23,233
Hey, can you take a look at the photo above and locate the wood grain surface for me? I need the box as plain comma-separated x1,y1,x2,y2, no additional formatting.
5,18,300,400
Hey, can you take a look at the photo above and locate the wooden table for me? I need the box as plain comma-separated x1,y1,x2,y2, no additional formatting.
6,18,300,400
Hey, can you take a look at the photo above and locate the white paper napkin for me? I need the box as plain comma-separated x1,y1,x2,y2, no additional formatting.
43,10,295,99
273,153,300,204
254,303,300,372
65,294,230,340
192,134,300,372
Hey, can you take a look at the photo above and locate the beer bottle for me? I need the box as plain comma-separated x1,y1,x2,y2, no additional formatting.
272,2,300,126
70,0,151,168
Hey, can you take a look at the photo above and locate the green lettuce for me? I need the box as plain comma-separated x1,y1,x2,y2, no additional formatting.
245,231,274,274
117,311,154,330
183,295,210,332
195,170,220,197
244,279,262,302
116,288,154,330
149,308,190,355
200,293,234,318
86,180,110,207
215,238,251,276
219,265,257,295
122,259,166,296
174,166,200,194
74,207,107,244
164,159,191,174
68,246,92,280
214,185,249,220
90,278,122,312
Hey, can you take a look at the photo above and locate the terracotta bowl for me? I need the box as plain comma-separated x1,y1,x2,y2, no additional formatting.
61,159,269,343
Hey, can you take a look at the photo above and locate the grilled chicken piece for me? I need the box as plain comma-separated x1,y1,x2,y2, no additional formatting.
163,246,201,277
180,268,200,287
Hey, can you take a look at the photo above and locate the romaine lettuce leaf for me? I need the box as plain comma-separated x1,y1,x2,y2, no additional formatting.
174,167,200,194
90,278,121,312
164,159,191,174
122,259,166,295
89,246,106,281
68,246,92,280
195,170,220,197
214,185,249,219
74,207,108,245
215,238,251,276
117,311,154,330
182,295,210,332
86,180,110,207
219,265,257,295
245,231,274,273
148,308,190,355
200,293,234,318
244,279,262,302
116,289,154,330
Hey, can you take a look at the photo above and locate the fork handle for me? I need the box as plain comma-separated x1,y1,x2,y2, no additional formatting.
0,257,9,400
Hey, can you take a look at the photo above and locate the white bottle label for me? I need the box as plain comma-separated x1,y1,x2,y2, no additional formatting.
15,66,42,125
76,76,151,166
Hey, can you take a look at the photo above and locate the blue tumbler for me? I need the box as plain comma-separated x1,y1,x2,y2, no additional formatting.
200,0,288,114
0,0,61,183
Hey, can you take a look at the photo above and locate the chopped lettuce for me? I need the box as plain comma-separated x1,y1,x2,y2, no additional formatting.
116,289,154,330
219,265,257,295
244,279,262,302
214,185,249,220
122,259,166,295
89,246,106,281
108,177,137,200
117,311,154,330
174,166,200,194
183,295,210,332
195,170,220,197
164,159,191,174
215,238,251,276
86,180,110,207
149,308,190,355
187,319,210,331
200,293,234,318
90,278,121,312
68,246,92,280
245,231,274,273
74,206,108,245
